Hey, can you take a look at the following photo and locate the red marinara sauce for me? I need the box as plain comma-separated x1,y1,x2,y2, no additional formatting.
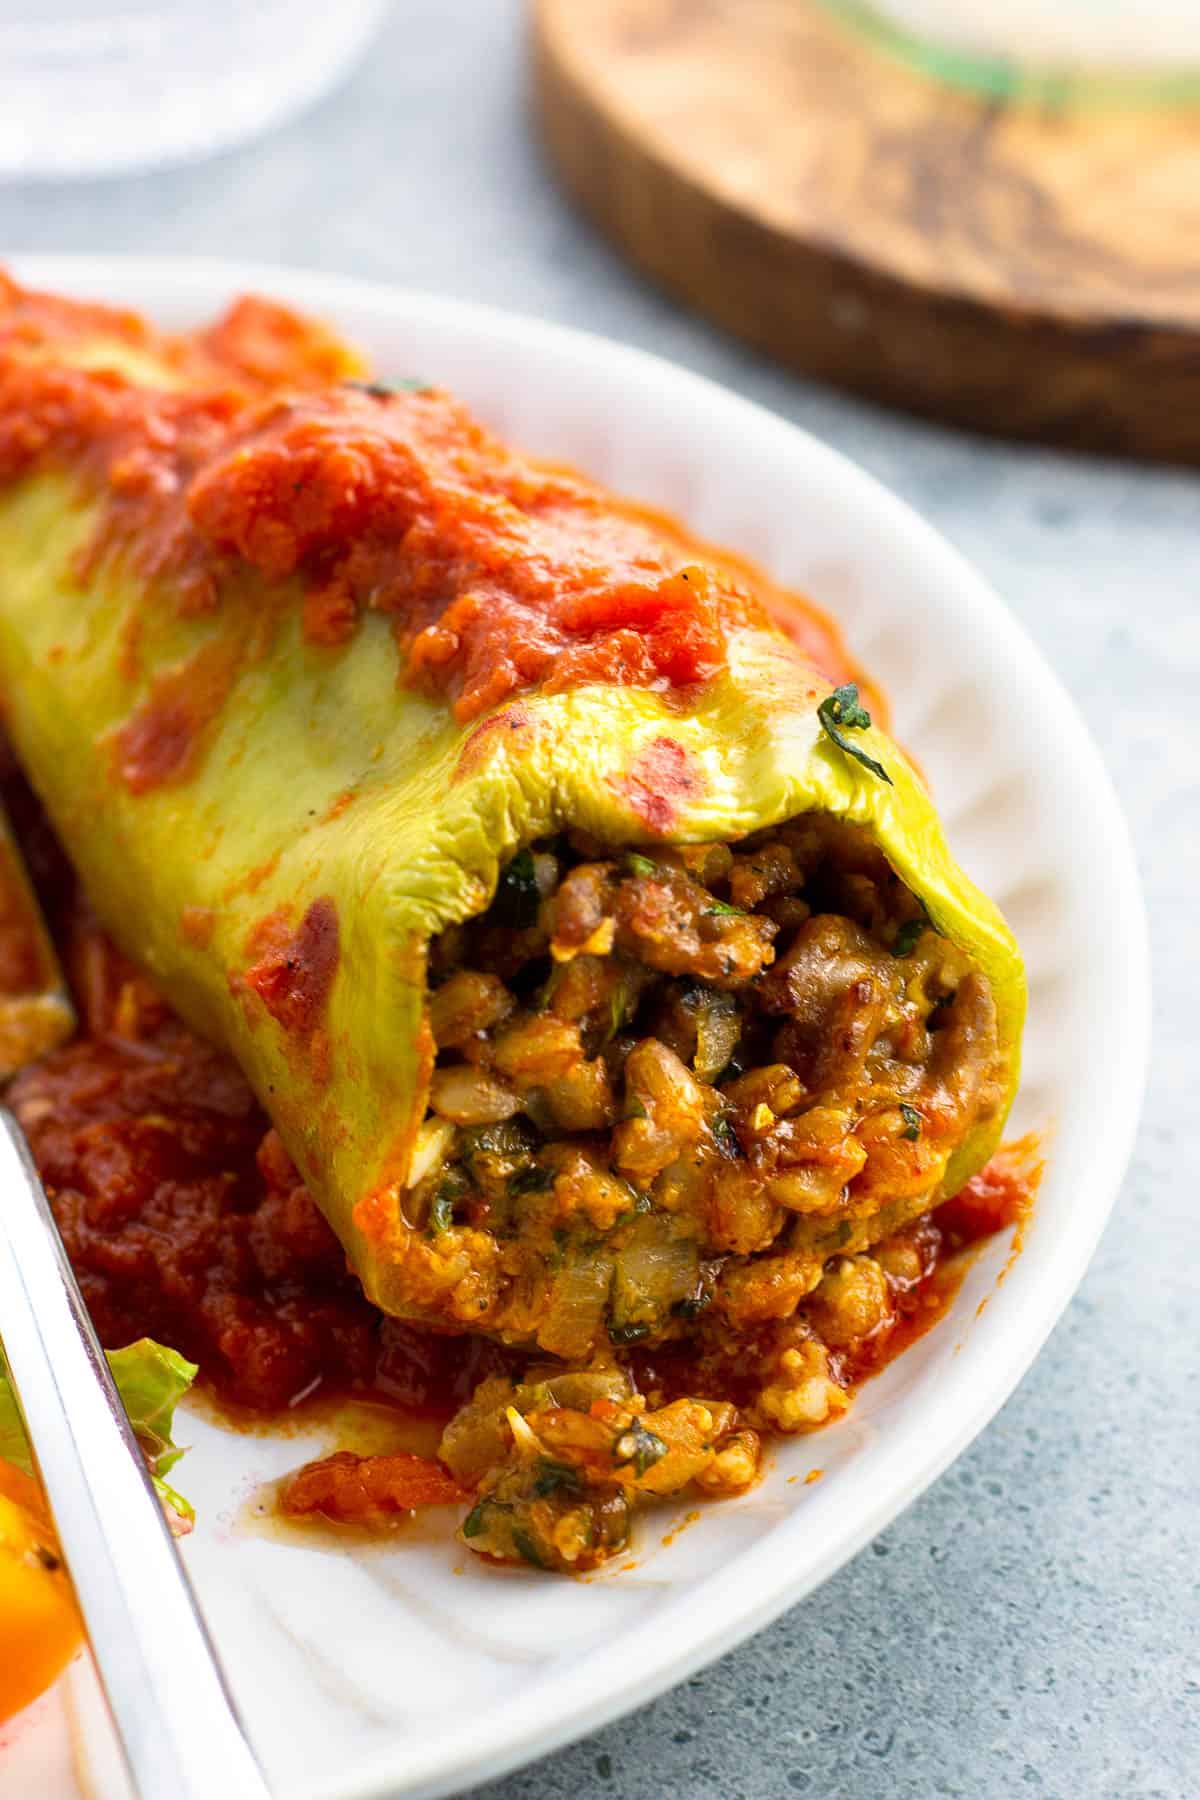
0,760,508,1418
7,961,511,1417
0,274,880,731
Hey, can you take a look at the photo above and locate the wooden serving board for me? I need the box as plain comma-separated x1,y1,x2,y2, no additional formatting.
531,0,1200,463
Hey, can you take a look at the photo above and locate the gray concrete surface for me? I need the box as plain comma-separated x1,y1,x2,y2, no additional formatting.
3,3,1195,1795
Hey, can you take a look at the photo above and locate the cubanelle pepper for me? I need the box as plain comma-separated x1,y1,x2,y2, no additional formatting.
0,277,1024,1338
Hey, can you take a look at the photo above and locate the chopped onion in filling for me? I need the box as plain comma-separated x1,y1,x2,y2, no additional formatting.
401,819,1009,1567
414,820,1002,1342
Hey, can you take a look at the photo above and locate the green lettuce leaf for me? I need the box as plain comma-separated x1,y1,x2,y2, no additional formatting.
0,1337,198,1522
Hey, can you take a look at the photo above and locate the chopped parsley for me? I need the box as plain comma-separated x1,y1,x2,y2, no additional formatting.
673,1282,713,1321
893,916,927,958
461,1499,491,1538
605,980,631,1044
612,1188,653,1228
428,1185,456,1235
428,1168,469,1236
899,1103,922,1141
509,1163,554,1197
512,1527,548,1569
612,1419,669,1477
531,1458,583,1499
817,684,892,785
492,848,541,929
625,852,659,878
345,376,429,398
711,1113,741,1160
702,900,746,918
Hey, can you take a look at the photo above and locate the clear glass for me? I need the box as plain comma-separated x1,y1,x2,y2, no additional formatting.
0,0,394,182
821,0,1200,104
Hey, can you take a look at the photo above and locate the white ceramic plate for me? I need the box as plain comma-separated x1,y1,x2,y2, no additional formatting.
4,256,1148,1800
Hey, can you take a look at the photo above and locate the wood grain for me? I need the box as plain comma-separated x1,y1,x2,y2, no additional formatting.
531,0,1200,462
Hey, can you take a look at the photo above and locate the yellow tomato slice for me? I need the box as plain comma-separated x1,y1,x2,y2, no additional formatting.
0,1459,82,1722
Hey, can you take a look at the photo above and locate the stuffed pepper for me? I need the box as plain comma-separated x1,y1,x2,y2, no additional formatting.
0,276,1025,1570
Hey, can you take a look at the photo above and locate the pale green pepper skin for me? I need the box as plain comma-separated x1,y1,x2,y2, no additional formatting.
0,353,1024,1322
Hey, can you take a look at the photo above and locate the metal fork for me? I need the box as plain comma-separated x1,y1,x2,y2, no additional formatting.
0,804,270,1800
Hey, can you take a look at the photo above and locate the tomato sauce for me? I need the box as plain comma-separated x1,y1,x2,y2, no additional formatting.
278,1450,469,1525
0,758,509,1418
109,637,240,794
241,897,340,1041
10,1013,512,1417
617,735,703,834
936,1138,1041,1248
0,274,874,744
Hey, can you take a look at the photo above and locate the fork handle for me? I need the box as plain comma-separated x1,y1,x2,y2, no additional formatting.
0,1108,271,1800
